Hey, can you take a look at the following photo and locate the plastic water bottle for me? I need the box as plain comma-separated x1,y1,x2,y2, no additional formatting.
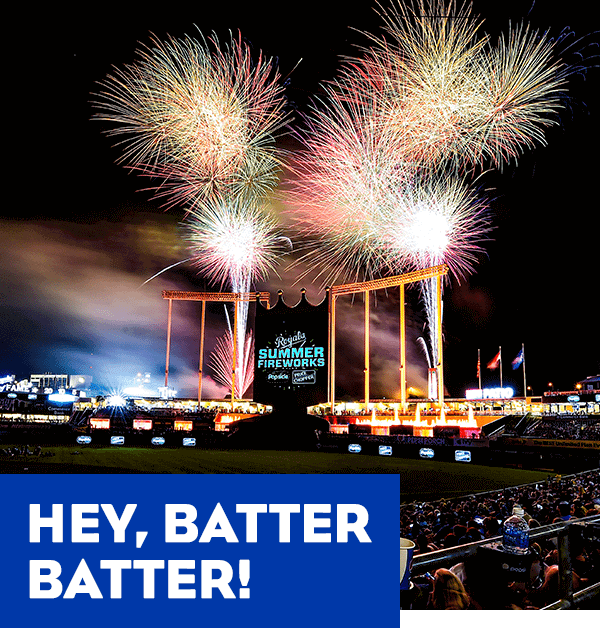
502,506,529,554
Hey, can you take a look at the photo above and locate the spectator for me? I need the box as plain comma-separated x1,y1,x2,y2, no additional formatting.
557,502,572,521
483,516,501,538
442,533,458,548
414,532,439,555
525,564,584,608
464,526,482,542
429,568,472,609
453,524,467,542
572,500,587,519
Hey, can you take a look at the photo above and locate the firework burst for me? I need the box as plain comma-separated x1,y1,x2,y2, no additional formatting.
288,0,568,286
186,195,290,396
185,196,289,290
287,80,417,285
377,174,490,279
288,76,490,287
353,0,569,170
93,30,289,209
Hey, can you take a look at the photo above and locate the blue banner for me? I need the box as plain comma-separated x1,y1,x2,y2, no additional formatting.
0,474,399,627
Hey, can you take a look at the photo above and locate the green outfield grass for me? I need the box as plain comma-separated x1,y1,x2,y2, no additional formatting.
2,445,551,503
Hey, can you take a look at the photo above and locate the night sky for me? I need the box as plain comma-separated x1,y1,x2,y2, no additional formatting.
2,1,598,400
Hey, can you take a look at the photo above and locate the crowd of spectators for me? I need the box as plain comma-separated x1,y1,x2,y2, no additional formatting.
401,469,600,609
524,417,600,441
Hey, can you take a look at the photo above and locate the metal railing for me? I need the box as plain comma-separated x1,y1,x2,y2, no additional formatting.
409,513,600,610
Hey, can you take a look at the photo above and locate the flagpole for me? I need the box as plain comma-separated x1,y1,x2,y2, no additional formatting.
478,348,482,412
522,343,527,401
499,345,504,412
499,346,503,391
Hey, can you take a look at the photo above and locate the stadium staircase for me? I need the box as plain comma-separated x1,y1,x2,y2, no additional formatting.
68,407,92,428
481,413,540,438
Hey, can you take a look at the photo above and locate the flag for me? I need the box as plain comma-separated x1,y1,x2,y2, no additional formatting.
487,350,501,370
512,347,524,370
477,351,481,378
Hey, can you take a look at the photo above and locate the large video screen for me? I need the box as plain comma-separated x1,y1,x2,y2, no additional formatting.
133,419,152,430
254,292,328,410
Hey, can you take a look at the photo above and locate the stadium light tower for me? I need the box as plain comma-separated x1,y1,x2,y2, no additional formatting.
162,291,270,408
328,264,448,415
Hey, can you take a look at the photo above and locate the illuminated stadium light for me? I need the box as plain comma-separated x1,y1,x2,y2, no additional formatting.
48,392,78,403
107,395,126,407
